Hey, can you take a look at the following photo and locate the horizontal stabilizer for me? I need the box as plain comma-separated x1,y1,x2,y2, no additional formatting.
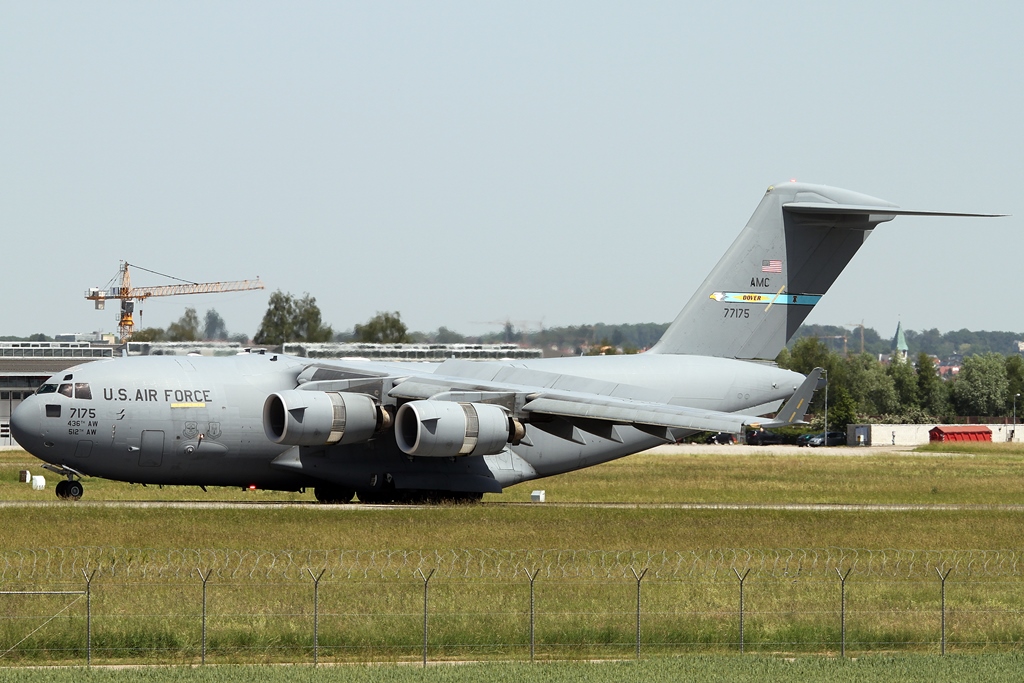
762,367,821,427
784,202,1006,218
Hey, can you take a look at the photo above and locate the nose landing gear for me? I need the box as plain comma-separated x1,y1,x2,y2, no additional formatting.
42,464,86,501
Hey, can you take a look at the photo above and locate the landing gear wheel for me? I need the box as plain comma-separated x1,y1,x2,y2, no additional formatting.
314,486,354,504
55,480,69,499
66,480,84,501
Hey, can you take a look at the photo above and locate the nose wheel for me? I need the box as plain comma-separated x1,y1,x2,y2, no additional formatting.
55,479,84,501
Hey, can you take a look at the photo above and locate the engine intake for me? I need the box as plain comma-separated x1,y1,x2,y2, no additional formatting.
395,401,514,458
263,390,387,446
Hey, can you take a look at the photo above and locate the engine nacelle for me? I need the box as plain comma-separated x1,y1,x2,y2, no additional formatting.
395,401,512,458
263,390,386,446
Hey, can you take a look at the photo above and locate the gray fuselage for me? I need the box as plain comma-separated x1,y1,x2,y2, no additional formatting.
11,352,803,495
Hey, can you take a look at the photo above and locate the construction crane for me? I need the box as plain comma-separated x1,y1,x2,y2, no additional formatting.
86,262,265,341
845,322,866,354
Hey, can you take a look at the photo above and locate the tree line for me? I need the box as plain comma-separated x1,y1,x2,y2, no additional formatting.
791,324,1023,359
131,294,415,346
777,337,1024,429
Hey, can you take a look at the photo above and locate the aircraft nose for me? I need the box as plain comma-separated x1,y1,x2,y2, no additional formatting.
10,398,41,450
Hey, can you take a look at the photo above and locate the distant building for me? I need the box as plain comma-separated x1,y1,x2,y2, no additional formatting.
125,341,245,357
122,341,544,361
282,342,543,361
54,331,117,344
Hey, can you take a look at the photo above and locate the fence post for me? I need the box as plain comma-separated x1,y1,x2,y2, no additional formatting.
733,568,750,653
631,567,648,660
936,567,952,655
81,569,96,667
836,567,851,657
526,568,540,662
197,569,209,665
416,568,435,668
307,568,326,666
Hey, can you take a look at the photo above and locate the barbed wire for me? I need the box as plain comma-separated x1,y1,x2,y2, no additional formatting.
2,547,1021,582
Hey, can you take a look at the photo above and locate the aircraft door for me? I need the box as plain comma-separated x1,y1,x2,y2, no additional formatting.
75,441,93,459
139,430,165,467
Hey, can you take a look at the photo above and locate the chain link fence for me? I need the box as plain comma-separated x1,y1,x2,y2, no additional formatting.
3,546,1023,581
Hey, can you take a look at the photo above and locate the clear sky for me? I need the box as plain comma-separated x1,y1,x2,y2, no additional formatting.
2,2,1021,340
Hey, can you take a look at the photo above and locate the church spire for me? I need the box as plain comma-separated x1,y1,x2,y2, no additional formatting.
892,321,909,362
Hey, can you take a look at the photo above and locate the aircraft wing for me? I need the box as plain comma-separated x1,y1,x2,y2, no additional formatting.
520,367,821,438
387,359,822,440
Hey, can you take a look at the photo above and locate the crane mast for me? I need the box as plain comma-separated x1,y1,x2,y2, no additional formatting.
86,262,265,341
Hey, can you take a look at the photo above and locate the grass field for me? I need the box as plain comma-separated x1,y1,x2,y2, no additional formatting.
3,445,1024,551
4,656,1024,683
2,444,1024,665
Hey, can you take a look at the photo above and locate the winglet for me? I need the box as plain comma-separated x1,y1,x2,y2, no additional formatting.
762,367,822,427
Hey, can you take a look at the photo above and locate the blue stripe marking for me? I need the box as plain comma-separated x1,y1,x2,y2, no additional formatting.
710,292,822,306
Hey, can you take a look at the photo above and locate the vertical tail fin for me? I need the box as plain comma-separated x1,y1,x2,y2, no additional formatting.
648,182,999,360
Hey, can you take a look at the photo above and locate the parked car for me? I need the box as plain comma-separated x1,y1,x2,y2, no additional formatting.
705,432,736,445
796,432,817,447
809,431,846,447
745,429,786,445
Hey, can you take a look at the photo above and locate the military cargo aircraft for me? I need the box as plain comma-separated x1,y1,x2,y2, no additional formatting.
10,182,998,502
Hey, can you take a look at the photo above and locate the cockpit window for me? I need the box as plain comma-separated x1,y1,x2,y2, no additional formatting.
74,383,93,400
58,384,73,398
37,384,58,395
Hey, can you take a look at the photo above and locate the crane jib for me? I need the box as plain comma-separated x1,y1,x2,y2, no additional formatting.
84,262,265,341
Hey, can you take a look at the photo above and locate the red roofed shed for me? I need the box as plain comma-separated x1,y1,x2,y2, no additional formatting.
929,425,992,443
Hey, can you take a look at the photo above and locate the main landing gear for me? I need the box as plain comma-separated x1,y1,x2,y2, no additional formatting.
55,479,84,501
313,486,355,504
356,490,483,505
312,485,484,505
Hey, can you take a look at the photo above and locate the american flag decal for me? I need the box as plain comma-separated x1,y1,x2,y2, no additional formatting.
761,259,782,273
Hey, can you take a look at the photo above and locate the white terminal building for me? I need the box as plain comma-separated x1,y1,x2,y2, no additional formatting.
123,341,542,361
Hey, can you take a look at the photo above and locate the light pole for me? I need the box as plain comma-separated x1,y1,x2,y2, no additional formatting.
823,368,829,443
1014,393,1020,443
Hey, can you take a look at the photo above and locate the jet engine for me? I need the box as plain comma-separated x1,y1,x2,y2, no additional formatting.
263,390,389,446
395,400,516,458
